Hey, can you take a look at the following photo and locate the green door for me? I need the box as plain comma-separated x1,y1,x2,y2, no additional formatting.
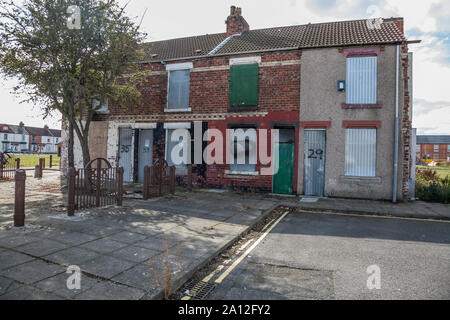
273,143,294,194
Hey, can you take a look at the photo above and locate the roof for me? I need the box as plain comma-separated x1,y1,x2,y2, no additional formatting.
417,136,450,144
48,129,61,138
143,18,406,61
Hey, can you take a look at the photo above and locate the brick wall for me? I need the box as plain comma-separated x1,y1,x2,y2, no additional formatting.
105,50,301,191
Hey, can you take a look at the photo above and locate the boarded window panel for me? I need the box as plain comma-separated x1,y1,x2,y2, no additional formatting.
230,137,256,173
230,64,259,107
345,129,376,177
168,70,190,109
166,129,187,168
346,57,377,104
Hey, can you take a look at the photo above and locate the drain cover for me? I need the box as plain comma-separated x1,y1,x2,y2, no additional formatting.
184,280,217,300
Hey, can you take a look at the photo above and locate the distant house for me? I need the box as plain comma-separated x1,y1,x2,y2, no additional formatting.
0,122,29,152
25,125,61,154
416,135,450,161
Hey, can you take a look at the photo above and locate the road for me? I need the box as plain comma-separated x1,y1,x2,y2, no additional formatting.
209,211,450,300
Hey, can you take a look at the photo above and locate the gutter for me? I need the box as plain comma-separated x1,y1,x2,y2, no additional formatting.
393,44,400,203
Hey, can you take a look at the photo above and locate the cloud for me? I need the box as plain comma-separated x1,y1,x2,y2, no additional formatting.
413,99,450,135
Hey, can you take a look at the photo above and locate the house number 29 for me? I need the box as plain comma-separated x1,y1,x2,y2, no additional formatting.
308,149,324,160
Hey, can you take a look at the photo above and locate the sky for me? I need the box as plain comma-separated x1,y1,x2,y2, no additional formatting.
1,0,449,134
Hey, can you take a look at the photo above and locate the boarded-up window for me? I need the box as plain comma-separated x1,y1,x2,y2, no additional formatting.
230,128,257,173
168,70,190,109
166,129,188,168
230,64,258,107
346,57,377,104
345,129,376,177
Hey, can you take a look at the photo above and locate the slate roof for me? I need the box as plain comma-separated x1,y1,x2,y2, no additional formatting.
417,136,450,144
143,18,406,61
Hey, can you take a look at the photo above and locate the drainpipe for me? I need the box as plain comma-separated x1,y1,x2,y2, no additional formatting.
392,44,400,203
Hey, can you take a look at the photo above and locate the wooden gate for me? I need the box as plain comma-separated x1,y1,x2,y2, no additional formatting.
143,159,176,199
67,158,124,216
0,154,20,181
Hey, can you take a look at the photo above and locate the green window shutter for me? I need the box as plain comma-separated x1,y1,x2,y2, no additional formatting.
230,64,259,107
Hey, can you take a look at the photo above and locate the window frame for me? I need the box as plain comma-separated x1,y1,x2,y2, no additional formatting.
226,127,258,176
345,56,378,105
165,62,193,113
229,56,261,110
344,128,377,177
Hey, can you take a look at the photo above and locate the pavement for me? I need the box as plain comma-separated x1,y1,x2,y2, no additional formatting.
286,197,450,221
1,171,449,300
209,210,450,300
0,189,278,300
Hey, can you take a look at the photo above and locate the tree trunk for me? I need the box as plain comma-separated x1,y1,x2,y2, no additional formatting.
68,119,74,168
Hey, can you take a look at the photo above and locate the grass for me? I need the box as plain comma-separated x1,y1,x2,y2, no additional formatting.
417,165,450,171
8,154,60,168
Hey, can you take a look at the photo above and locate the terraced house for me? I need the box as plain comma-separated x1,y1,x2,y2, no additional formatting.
66,6,417,201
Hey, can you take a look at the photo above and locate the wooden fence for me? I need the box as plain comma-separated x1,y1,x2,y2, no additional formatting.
67,158,124,216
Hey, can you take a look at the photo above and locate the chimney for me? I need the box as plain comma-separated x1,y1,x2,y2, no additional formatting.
225,6,249,37
44,125,49,130
19,122,24,127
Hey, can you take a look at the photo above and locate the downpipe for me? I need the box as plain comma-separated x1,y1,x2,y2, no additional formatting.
392,44,400,203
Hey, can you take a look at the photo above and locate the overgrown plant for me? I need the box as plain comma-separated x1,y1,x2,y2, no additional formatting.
0,0,146,168
148,237,182,300
416,169,450,204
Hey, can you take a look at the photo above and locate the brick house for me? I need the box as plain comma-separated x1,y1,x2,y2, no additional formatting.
416,136,450,161
63,6,416,201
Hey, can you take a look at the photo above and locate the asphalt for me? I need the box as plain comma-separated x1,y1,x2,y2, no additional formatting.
209,211,450,300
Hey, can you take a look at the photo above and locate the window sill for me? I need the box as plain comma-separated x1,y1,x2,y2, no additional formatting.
225,170,259,176
339,176,381,185
228,106,260,112
342,103,382,109
164,108,192,113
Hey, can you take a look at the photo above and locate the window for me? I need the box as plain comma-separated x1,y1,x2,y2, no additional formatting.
166,63,192,111
165,123,191,168
229,128,257,174
3,134,7,140
416,145,421,153
230,64,258,107
345,129,376,177
447,145,450,153
346,56,377,104
434,144,439,152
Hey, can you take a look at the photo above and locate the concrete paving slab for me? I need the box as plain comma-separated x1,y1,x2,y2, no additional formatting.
15,239,70,257
111,264,159,292
74,280,145,300
78,238,129,254
108,231,148,244
1,259,65,284
0,234,41,249
44,247,101,266
133,235,179,252
108,245,160,263
47,231,99,245
0,250,35,270
0,285,64,300
79,255,137,279
0,275,22,295
35,272,98,299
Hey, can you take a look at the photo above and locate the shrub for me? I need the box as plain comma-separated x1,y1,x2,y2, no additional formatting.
415,174,450,204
